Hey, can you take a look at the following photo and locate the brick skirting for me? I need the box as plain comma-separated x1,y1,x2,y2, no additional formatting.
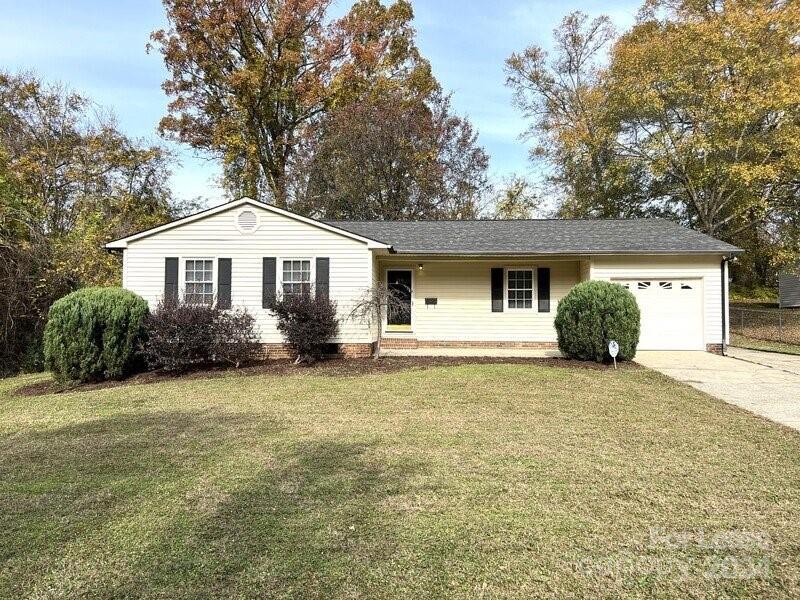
381,337,420,349
338,343,376,358
381,338,558,350
257,342,375,360
259,340,723,357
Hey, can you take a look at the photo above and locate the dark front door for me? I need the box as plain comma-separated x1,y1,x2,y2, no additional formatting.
387,270,412,329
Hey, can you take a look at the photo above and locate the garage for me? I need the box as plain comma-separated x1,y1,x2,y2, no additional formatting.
614,279,704,350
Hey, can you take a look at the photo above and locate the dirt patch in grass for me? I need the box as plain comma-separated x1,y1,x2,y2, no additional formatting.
13,355,641,397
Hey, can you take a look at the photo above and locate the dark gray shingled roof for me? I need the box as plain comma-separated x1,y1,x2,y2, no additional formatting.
326,218,743,255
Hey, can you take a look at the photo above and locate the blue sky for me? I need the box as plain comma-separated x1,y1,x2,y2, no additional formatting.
0,0,640,207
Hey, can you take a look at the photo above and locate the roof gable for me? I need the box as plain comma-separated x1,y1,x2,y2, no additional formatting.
105,198,392,249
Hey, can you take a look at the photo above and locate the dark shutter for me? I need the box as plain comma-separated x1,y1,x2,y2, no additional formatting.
538,267,551,312
262,257,276,308
218,258,232,309
164,257,179,303
491,268,504,312
316,257,330,300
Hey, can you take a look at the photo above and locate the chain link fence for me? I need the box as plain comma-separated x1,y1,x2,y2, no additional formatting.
730,306,800,346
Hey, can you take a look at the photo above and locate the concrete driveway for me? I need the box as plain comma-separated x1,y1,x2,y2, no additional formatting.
636,350,800,431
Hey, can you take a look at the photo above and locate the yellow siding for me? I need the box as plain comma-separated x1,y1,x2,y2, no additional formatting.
123,204,375,343
379,260,581,342
590,255,725,346
121,203,727,349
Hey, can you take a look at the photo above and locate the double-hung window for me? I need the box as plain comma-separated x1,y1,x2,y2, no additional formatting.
185,259,214,305
281,259,312,297
507,269,533,309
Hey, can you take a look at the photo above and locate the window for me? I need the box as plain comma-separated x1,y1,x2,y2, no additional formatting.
659,281,673,290
282,259,311,296
185,259,214,304
637,281,651,289
507,269,533,309
681,283,694,290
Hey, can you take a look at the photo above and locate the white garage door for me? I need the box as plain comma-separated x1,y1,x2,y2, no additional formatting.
614,279,704,350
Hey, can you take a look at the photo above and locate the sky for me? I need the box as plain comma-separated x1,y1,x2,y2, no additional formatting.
0,0,640,208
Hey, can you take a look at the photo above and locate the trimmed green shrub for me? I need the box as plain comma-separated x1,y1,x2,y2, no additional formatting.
141,300,259,372
554,281,640,362
44,287,149,383
268,292,339,363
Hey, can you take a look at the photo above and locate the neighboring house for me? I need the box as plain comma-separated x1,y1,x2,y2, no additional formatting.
106,198,743,356
779,265,800,308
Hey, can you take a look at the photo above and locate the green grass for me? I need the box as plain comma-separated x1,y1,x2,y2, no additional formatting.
1,364,799,598
731,333,800,356
729,285,778,304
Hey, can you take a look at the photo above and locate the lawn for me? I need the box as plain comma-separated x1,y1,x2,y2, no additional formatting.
1,361,799,598
730,333,800,356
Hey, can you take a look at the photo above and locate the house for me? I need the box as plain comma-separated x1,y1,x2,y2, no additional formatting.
106,198,743,356
779,265,800,309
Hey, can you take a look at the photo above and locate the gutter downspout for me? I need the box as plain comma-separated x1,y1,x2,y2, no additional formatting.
721,256,732,355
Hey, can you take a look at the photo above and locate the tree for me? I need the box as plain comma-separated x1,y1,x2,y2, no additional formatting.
607,0,800,241
295,89,490,219
152,0,436,206
492,175,539,219
0,72,179,373
348,283,410,358
505,13,654,220
507,2,800,286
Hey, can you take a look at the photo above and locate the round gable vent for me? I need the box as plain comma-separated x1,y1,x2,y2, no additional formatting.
236,209,258,233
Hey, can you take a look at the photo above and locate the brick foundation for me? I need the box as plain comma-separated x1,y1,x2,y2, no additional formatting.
381,338,558,350
381,337,419,349
264,339,723,356
257,342,375,360
338,343,375,358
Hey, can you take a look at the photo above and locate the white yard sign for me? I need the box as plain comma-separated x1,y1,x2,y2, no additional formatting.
608,340,619,369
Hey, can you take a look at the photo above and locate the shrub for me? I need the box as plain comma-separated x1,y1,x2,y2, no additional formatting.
554,281,640,362
43,287,149,383
268,292,339,363
141,300,259,372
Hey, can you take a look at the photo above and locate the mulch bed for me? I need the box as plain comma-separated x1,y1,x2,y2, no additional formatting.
12,355,641,398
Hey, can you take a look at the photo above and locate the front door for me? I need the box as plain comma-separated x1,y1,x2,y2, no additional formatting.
387,269,412,332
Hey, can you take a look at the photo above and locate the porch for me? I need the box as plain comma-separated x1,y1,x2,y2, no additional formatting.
376,257,587,346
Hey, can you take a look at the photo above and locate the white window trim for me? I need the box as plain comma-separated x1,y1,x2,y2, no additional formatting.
278,257,315,297
179,257,217,305
504,266,536,311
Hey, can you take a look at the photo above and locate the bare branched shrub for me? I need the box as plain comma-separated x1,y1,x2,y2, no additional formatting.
348,284,410,358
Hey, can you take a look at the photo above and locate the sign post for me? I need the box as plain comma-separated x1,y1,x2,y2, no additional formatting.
608,340,619,370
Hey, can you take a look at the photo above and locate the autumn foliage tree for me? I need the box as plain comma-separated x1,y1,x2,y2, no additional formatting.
0,72,180,374
492,175,539,220
295,89,490,219
152,0,437,207
609,0,800,285
505,13,654,220
507,1,800,287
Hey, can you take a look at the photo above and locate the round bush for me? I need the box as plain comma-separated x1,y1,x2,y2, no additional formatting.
44,287,149,383
554,281,640,362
